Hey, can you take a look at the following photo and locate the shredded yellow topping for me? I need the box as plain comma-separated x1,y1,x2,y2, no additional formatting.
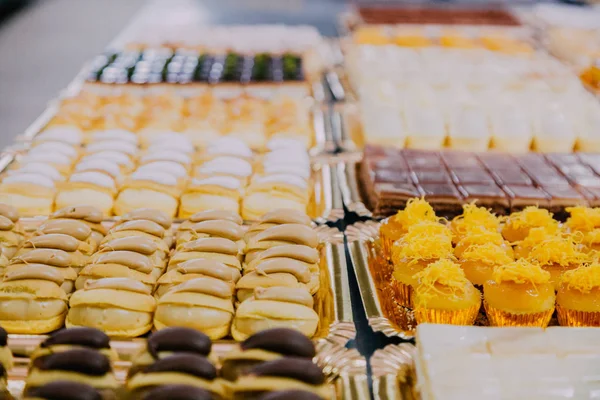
505,206,557,231
456,229,505,248
527,233,586,267
414,259,470,302
391,198,438,228
562,264,600,293
519,226,562,248
402,221,451,242
566,206,600,233
452,202,500,235
460,243,514,265
583,229,600,246
493,259,551,285
393,233,454,263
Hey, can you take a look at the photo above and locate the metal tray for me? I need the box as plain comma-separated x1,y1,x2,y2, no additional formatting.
6,339,369,399
371,343,418,400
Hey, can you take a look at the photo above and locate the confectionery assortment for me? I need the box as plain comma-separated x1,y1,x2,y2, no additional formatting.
375,199,600,330
359,145,600,217
0,91,314,218
0,325,335,399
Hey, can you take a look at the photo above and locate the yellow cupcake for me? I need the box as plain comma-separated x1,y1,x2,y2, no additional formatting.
484,259,555,327
557,264,600,327
513,226,559,259
501,206,559,243
454,229,513,259
379,198,438,259
450,203,501,244
459,243,514,286
581,229,600,253
391,229,454,308
413,259,481,325
526,233,587,290
565,206,600,233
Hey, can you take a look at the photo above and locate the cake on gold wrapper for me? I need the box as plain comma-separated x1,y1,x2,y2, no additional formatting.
413,259,481,325
459,243,514,286
391,225,454,308
379,198,439,260
557,264,600,327
501,206,559,243
454,228,513,259
450,203,500,244
484,259,555,327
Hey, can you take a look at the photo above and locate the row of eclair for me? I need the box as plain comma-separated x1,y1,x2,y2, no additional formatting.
0,205,323,341
0,325,331,399
0,127,312,219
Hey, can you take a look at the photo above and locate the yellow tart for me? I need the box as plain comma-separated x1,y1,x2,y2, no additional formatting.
484,259,555,327
391,230,454,308
557,264,600,327
501,206,559,243
379,198,438,260
454,228,513,259
450,203,500,244
413,259,481,325
459,243,514,286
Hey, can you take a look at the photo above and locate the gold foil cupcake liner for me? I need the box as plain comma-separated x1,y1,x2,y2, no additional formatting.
414,303,480,326
484,301,554,327
557,305,600,327
391,280,413,309
6,339,369,399
371,343,418,400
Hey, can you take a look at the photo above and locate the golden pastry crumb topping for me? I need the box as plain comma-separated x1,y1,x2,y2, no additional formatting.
460,243,513,265
561,264,600,293
391,198,438,227
493,259,551,285
414,259,471,301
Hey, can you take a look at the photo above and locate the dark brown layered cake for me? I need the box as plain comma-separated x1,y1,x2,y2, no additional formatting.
357,6,520,26
360,145,600,218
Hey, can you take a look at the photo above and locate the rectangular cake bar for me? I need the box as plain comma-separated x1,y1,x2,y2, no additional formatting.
359,145,600,217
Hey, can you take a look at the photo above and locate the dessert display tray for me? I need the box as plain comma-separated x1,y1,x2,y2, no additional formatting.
371,343,417,400
9,218,355,348
6,339,370,399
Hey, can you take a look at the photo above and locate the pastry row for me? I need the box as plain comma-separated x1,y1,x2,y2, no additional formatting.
47,92,314,149
348,46,599,152
87,50,305,86
0,206,324,340
0,132,313,218
380,199,600,329
360,146,600,217
0,326,331,399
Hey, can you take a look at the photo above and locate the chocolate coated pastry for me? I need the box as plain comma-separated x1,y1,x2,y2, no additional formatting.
41,327,110,350
34,349,111,376
0,326,7,347
147,327,212,359
241,328,315,358
248,358,325,386
258,390,322,400
25,381,102,400
144,354,217,380
142,385,215,400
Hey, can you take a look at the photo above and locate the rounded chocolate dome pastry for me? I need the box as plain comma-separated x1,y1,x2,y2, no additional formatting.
34,348,111,376
144,354,216,380
258,390,323,400
142,385,215,400
41,327,110,350
147,327,212,359
241,328,315,358
0,325,7,347
25,381,102,400
249,358,325,385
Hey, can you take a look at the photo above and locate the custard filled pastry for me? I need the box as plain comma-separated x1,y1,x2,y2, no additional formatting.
114,171,182,217
34,126,83,146
155,277,235,339
194,156,253,185
156,259,241,298
117,208,173,246
85,139,137,157
0,265,69,334
78,151,135,175
55,171,117,216
67,277,156,337
16,233,95,273
129,327,212,377
244,209,312,242
35,219,97,252
168,237,241,273
0,173,56,216
0,215,24,260
17,151,74,176
76,262,158,293
28,141,79,160
29,326,117,363
49,205,107,246
232,287,319,341
97,236,167,268
89,250,163,279
236,258,313,302
179,176,242,218
231,358,329,399
7,257,77,295
244,224,319,264
220,327,316,381
175,218,244,251
243,174,310,221
126,354,225,399
102,220,169,253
